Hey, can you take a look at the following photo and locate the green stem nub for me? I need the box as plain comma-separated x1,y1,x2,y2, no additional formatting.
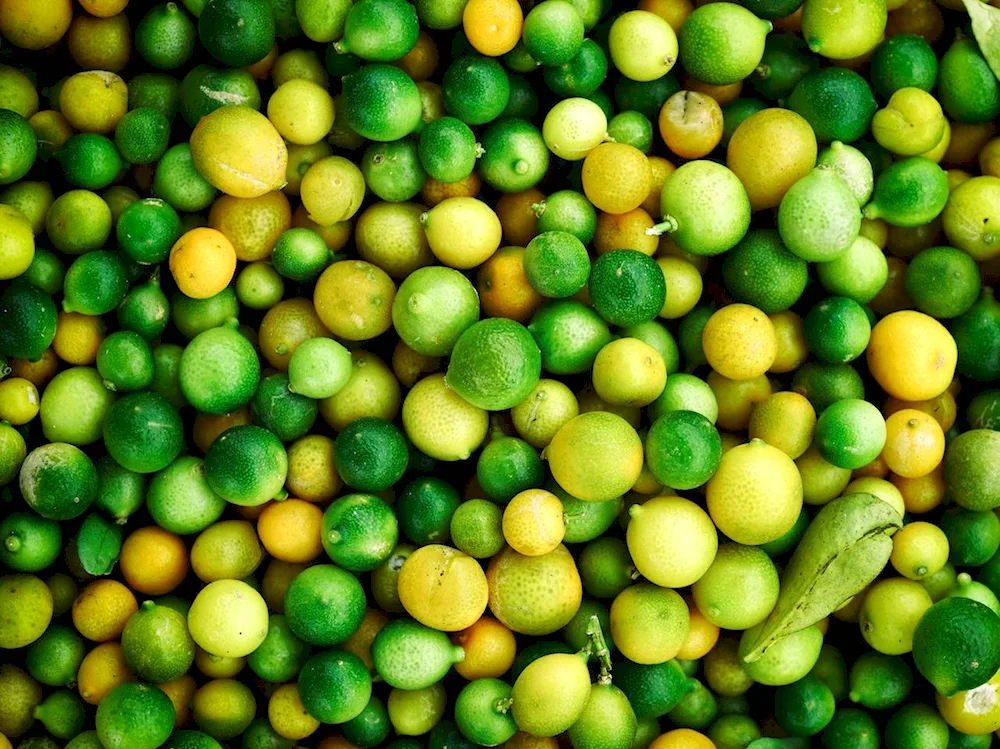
586,614,613,684
646,217,679,236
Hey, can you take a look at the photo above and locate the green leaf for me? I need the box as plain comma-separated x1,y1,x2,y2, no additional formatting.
77,513,123,576
964,0,1000,80
743,493,902,663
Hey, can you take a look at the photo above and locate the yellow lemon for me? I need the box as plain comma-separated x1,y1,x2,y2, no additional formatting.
190,106,288,199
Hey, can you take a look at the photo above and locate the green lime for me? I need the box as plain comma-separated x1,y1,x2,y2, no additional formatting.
649,374,717,425
621,320,679,376
568,683,636,749
544,39,608,97
103,392,184,474
442,55,510,126
535,189,597,245
721,229,808,315
396,477,460,545
809,644,849,702
557,485,621,544
117,198,183,266
804,297,872,364
361,138,426,202
751,34,818,100
128,72,181,120
509,641,574,683
62,250,128,316
562,598,612,653
234,261,283,311
885,703,949,749
822,708,880,749
679,4,770,86
96,683,175,749
55,134,124,190
816,236,888,305
171,286,239,339
645,410,721,491
118,275,170,341
478,118,549,193
607,110,653,153
271,228,331,282
393,266,479,357
179,323,261,415
1,180,53,236
693,543,779,630
791,361,865,413
284,565,365,647
612,659,693,720
0,65,37,119
968,390,1000,431
296,0,350,40
721,98,768,147
709,713,761,749
94,455,145,524
38,367,114,446
940,508,1000,567
814,398,886,470
204,424,287,506
322,492,398,571
19,443,97,520
339,0,418,61
388,683,447,735
677,305,715,369
739,622,824,686
191,678,256,739
0,512,61,573
446,318,541,411
951,289,1000,384
523,0,584,66
343,695,391,748
904,246,980,320
198,0,275,66
912,597,1000,696
121,601,195,683
523,231,590,300
778,168,861,262
335,417,408,492
787,68,877,143
864,156,948,228
945,430,1000,512
372,618,464,689
849,651,913,709
450,499,504,559
427,722,474,749
114,108,170,165
239,720,293,749
0,109,36,185
413,0,466,28
870,34,938,102
25,624,85,688
285,337,351,401
578,536,633,599
371,543,414,613
505,41,538,73
589,250,666,327
774,676,836,737
46,189,113,255
816,141,876,206
153,143,219,213
656,160,751,257
147,455,226,534
34,690,86,740
455,678,517,746
945,729,992,749
668,678,718,730
417,117,479,184
614,73,680,120
135,2,197,70
178,65,260,127
477,436,544,503
97,331,155,393
344,64,423,141
938,38,999,125
250,372,318,442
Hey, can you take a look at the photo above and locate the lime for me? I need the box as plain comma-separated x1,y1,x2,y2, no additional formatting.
247,615,308,683
129,72,182,119
322,493,398,572
442,55,510,126
395,477,460,545
284,565,365,648
117,276,170,341
610,583,689,664
162,731,224,749
721,98,768,148
905,246,979,319
720,229,807,315
679,4,770,86
103,392,184,474
204,424,287,506
179,323,260,415
627,496,717,588
816,141,875,206
938,37,998,125
135,2,197,70
454,678,516,746
884,704,949,749
0,574,50,651
355,202,433,279
414,0,466,28
287,337,351,400
865,156,949,228
479,118,549,193
644,410,721,490
791,361,865,414
512,652,591,736
750,34,818,100
62,251,128,316
198,0,274,66
55,133,123,190
692,543,779,630
342,695,390,747
250,372,318,442
505,74,540,119
815,398,886,470
121,601,195,683
153,144,219,213
787,68,877,144
945,430,1000,512
0,109,36,185
816,235,889,305
191,678,256,739
655,160,751,256
535,189,597,244
397,543,486,631
338,0,418,61
870,34,939,102
968,390,1000,431
96,683,175,749
187,579,268,659
523,232,590,300
393,266,479,357
522,0,584,66
941,507,1000,568
297,0,351,40
667,678,717,729
947,573,1000,615
388,683,447,735
528,301,611,376
146,455,225,535
113,108,170,167
612,659,692,720
334,417,408,492
0,512,60,573
372,618,465,689
172,287,239,340
235,261,283,310
402,372,487,461
344,64,422,141
417,117,479,183
92,455,145,524
473,436,541,504
951,290,1000,384
446,318,541,411
0,663,42,739
361,139,426,203
774,677,836,737
872,88,946,157
848,651,913,710
739,622,824,686
19,442,97,520
450,499,504,559
545,38,608,96
178,65,260,127
567,684,636,749
97,331,154,393
24,624,85,688
38,367,114,446
117,198,183,266
804,297,872,364
778,169,861,262
18,248,62,297
709,714,761,749
36,696,86,742
588,250,666,327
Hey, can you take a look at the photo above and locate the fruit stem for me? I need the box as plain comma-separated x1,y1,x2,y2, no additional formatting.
531,201,546,217
862,203,880,220
4,535,21,553
646,217,679,236
585,614,613,684
327,529,342,544
274,489,288,501
513,159,529,175
475,143,485,159
495,697,514,714
102,379,118,393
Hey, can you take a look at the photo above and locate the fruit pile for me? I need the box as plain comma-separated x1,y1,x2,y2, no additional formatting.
3,0,1000,748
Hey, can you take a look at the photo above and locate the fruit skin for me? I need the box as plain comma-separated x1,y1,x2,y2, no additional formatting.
486,544,582,636
95,683,175,749
189,106,288,199
867,310,957,401
678,4,771,86
511,653,591,737
945,430,1000,512
198,0,276,67
297,649,372,724
344,64,423,141
913,597,1000,696
787,68,877,144
0,282,58,361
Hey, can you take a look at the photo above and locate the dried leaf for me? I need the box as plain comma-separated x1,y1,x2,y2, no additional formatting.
964,0,1000,80
743,493,901,663
77,513,123,576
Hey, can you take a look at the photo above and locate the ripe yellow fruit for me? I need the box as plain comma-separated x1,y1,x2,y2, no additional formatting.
169,227,237,300
867,310,957,401
702,304,777,380
190,107,288,199
398,544,489,631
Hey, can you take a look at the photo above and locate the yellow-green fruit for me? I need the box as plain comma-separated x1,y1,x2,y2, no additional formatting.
872,88,946,157
802,0,887,60
190,107,288,199
511,653,591,737
0,204,33,280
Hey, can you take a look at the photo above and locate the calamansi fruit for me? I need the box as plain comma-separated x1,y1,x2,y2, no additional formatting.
626,495,718,588
397,544,488,631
